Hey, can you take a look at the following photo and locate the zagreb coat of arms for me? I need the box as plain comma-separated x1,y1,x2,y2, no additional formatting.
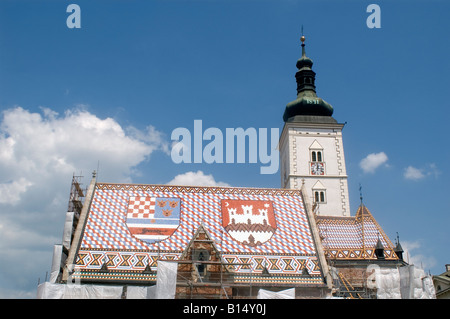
221,199,277,246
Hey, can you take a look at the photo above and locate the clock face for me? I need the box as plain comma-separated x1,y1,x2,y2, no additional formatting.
311,162,325,175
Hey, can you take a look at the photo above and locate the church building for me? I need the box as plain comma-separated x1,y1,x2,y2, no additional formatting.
39,35,408,299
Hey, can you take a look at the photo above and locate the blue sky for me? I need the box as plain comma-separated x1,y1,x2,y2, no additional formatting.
0,0,449,298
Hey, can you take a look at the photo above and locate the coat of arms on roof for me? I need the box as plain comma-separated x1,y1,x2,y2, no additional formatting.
221,199,277,247
126,196,181,244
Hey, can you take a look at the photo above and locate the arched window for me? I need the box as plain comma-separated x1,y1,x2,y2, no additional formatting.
310,141,324,163
194,249,209,277
314,190,326,204
197,251,206,273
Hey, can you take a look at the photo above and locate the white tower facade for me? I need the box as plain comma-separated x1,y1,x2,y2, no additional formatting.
280,36,350,217
280,121,350,217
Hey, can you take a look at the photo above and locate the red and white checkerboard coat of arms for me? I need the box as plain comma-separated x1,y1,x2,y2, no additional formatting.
126,196,181,244
221,199,277,246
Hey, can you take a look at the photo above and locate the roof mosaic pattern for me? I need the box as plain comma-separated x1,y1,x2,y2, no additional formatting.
74,183,325,285
316,205,398,260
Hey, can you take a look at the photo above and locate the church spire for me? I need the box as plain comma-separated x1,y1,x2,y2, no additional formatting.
296,35,316,94
283,34,335,122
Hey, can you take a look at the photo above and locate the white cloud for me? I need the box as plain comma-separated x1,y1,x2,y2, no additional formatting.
359,152,388,173
167,170,230,187
401,240,437,271
0,106,167,184
126,125,170,156
0,106,169,298
0,178,33,205
404,166,425,180
404,164,440,181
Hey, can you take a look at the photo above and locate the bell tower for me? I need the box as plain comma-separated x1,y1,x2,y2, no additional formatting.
279,35,351,217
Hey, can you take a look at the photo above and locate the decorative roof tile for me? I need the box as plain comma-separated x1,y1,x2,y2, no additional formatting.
74,183,326,285
316,204,398,260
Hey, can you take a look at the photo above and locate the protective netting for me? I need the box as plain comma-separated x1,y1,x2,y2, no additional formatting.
376,265,435,299
398,265,436,299
37,260,177,299
155,260,178,299
36,282,123,299
257,288,295,299
374,268,401,299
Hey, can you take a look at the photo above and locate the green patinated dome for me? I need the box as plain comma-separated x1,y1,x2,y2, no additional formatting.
283,36,334,122
283,95,333,121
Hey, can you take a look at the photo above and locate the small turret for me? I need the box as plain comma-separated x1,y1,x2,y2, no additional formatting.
394,233,404,261
375,236,385,260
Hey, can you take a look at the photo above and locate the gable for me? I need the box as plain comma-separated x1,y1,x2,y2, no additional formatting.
312,180,326,189
309,140,323,150
316,205,398,260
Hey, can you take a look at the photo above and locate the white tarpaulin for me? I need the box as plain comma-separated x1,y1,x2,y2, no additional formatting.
399,265,436,299
36,282,123,299
147,285,157,299
371,265,436,299
375,268,401,299
421,276,436,299
155,261,178,299
257,288,295,299
126,286,147,299
126,285,157,299
49,245,62,283
37,282,65,299
62,212,74,250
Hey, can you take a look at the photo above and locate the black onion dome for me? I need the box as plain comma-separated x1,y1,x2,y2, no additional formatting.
283,96,333,121
296,52,313,69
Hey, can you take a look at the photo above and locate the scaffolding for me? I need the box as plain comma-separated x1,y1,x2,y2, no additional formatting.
328,263,377,299
67,173,85,215
50,174,87,285
172,226,253,299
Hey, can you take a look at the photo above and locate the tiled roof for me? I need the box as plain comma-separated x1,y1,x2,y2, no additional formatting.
316,204,399,260
73,183,326,285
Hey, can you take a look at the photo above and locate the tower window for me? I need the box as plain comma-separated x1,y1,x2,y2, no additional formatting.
311,150,322,162
314,191,326,203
